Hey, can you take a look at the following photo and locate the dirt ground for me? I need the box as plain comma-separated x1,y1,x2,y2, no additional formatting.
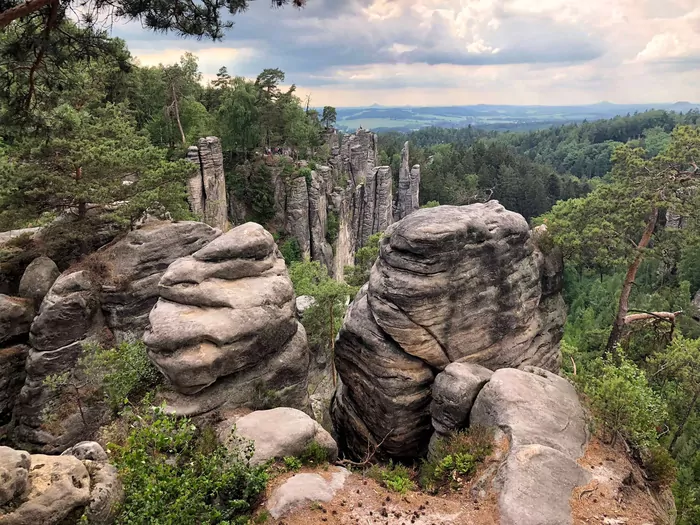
571,437,675,525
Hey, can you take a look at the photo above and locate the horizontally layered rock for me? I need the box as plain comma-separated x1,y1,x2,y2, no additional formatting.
13,271,105,452
186,137,228,230
332,202,567,459
144,222,311,415
100,220,221,340
394,142,421,221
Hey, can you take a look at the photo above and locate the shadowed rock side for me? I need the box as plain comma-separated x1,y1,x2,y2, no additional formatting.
144,222,311,416
394,141,421,221
332,202,567,459
186,136,229,230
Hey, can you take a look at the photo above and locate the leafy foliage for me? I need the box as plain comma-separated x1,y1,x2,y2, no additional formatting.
109,405,268,524
344,232,382,287
366,462,415,494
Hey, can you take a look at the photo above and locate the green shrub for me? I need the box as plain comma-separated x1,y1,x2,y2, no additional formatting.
299,441,330,466
298,167,313,186
419,426,493,493
326,211,339,244
643,445,677,488
421,200,440,208
284,456,302,471
279,237,302,265
584,352,667,448
109,405,268,525
366,461,416,494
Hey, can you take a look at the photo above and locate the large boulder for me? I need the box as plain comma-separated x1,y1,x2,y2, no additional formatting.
0,295,34,345
332,202,567,459
18,256,60,308
470,367,589,525
430,362,493,435
13,270,104,452
266,468,350,519
219,407,337,466
145,222,311,415
100,220,221,340
0,443,121,525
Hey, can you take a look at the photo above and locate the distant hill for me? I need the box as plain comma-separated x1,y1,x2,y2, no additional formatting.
333,102,700,133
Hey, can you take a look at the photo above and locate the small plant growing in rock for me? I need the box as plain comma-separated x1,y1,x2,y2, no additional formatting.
366,462,416,494
419,426,494,493
284,456,302,471
299,441,330,466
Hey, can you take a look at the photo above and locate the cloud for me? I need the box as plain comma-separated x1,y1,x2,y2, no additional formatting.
112,0,700,106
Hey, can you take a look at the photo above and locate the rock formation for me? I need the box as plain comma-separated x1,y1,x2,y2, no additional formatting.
186,137,228,230
471,367,589,525
394,141,421,221
266,467,350,519
13,270,105,452
0,442,122,525
144,222,311,416
18,256,60,308
332,202,567,459
0,345,28,438
227,129,398,280
218,408,337,466
100,220,220,340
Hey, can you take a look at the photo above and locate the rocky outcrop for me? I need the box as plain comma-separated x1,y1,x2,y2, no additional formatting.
0,295,33,345
144,222,311,416
13,271,105,452
18,257,60,308
0,442,121,525
0,345,28,438
394,142,421,221
100,220,221,340
471,367,589,525
219,408,337,466
285,175,311,259
266,468,350,519
186,137,228,230
332,202,567,459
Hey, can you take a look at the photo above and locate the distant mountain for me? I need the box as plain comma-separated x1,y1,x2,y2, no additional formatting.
333,102,700,133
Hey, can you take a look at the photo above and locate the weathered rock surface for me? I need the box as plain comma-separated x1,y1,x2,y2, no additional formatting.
145,222,311,415
332,202,566,459
471,367,589,525
18,256,60,308
186,137,228,230
100,220,221,341
286,175,311,259
0,345,29,438
13,271,104,452
0,444,121,525
220,407,337,466
266,467,350,519
430,362,493,435
394,142,420,221
0,296,33,345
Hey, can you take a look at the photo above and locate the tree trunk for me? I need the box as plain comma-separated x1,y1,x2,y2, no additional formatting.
0,0,52,29
669,389,699,455
172,85,186,147
606,207,659,356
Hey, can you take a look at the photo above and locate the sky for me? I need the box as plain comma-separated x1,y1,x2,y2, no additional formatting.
113,0,700,107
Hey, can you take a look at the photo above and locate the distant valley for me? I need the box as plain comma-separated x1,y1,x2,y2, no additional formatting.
333,102,700,132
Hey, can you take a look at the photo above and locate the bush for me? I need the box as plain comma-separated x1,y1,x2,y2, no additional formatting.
326,210,339,244
366,462,415,494
279,237,302,265
284,456,302,471
299,441,330,466
109,405,268,525
421,200,440,208
584,352,667,448
419,426,493,493
643,445,677,488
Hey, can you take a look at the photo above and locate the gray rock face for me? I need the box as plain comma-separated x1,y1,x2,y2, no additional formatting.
266,467,350,519
395,142,421,221
0,345,29,438
471,367,589,525
0,445,122,525
18,257,60,308
332,202,566,459
186,137,228,230
430,362,493,435
13,271,104,452
0,295,33,345
145,222,311,415
100,220,221,340
61,441,108,462
285,176,311,258
219,407,337,466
